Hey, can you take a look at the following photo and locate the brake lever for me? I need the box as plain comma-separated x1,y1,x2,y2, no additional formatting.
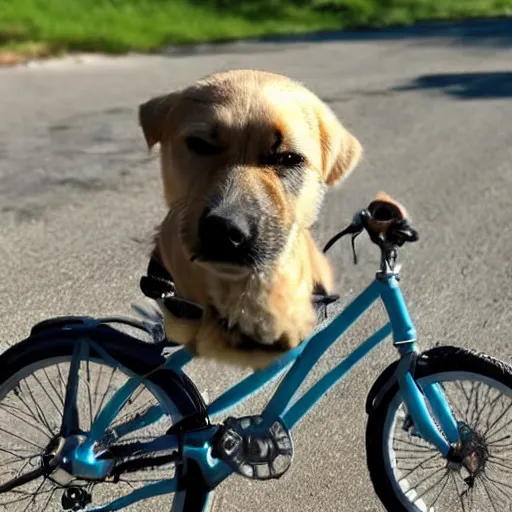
350,231,361,265
322,211,365,264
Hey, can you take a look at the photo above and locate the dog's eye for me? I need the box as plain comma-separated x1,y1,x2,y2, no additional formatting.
278,152,304,167
185,136,222,156
265,152,304,167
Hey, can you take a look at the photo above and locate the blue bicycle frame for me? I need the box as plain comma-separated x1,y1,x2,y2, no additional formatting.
65,272,460,512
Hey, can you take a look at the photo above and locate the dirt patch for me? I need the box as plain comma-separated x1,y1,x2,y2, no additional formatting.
0,51,25,66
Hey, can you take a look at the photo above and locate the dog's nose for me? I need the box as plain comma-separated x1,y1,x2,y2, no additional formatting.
198,208,253,262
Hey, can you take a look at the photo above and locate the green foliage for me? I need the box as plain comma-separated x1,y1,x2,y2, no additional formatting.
0,0,510,56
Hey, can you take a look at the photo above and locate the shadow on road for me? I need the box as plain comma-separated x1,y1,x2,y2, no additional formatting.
162,18,512,57
264,17,512,48
392,71,512,99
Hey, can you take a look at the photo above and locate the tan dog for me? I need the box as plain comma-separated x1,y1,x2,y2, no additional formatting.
139,69,362,369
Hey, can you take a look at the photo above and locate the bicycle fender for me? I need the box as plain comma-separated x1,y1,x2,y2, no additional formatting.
12,322,210,428
365,360,399,414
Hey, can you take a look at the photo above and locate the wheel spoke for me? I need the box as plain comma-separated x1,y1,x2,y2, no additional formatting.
396,452,442,482
464,381,479,425
393,436,437,452
31,372,63,420
114,399,155,429
448,471,469,512
488,454,512,470
13,457,38,483
411,467,449,505
39,486,60,512
0,445,36,459
0,403,51,440
429,471,451,508
486,434,512,447
20,477,45,512
85,358,94,430
11,384,53,438
0,425,44,451
485,414,512,444
469,382,485,428
95,366,118,421
56,363,68,399
0,339,191,511
482,473,512,503
480,475,503,512
464,383,475,425
113,386,148,426
92,362,105,419
472,383,493,431
455,380,471,403
483,400,512,440
0,465,44,493
482,390,505,433
42,367,65,406
23,377,54,435
0,455,35,469
384,369,512,512
481,474,512,491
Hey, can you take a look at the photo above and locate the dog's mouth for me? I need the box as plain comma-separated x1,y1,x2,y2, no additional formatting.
190,252,253,279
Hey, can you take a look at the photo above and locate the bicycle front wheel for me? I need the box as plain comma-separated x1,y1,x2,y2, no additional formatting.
0,325,211,511
366,346,512,512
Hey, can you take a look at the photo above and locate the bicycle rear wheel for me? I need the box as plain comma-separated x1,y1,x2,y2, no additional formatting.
0,325,211,511
366,346,512,512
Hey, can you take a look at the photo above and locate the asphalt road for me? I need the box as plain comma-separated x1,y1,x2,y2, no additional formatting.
1,19,512,512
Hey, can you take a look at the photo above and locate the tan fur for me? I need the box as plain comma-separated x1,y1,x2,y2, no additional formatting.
139,69,362,370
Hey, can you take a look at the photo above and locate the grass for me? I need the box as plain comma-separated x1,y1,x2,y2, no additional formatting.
0,0,511,62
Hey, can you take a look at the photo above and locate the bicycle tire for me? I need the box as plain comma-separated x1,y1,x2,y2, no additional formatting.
366,345,512,512
0,324,211,512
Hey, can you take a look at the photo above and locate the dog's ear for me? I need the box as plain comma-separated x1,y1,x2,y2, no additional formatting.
318,104,363,186
138,92,180,150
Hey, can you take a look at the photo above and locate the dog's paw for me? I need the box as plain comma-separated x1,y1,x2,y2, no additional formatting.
273,305,318,351
162,308,202,346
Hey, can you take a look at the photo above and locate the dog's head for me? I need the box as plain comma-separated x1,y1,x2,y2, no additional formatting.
139,70,362,279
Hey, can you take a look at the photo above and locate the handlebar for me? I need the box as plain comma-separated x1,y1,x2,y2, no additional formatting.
322,192,419,273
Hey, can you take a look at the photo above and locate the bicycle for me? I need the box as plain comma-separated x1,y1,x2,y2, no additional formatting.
1,193,511,512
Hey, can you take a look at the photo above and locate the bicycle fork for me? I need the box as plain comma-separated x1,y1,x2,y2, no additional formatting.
379,276,460,457
395,351,460,457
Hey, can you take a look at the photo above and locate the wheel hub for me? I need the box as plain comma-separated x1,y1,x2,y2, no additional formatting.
448,422,489,486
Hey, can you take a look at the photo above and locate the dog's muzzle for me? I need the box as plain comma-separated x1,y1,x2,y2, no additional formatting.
197,206,258,266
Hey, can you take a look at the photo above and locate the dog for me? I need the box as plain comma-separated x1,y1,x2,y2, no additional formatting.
138,69,362,369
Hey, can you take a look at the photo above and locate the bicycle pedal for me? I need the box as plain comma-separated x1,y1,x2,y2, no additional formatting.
215,416,293,481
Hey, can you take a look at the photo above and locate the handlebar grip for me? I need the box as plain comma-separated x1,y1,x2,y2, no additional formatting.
366,191,409,235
